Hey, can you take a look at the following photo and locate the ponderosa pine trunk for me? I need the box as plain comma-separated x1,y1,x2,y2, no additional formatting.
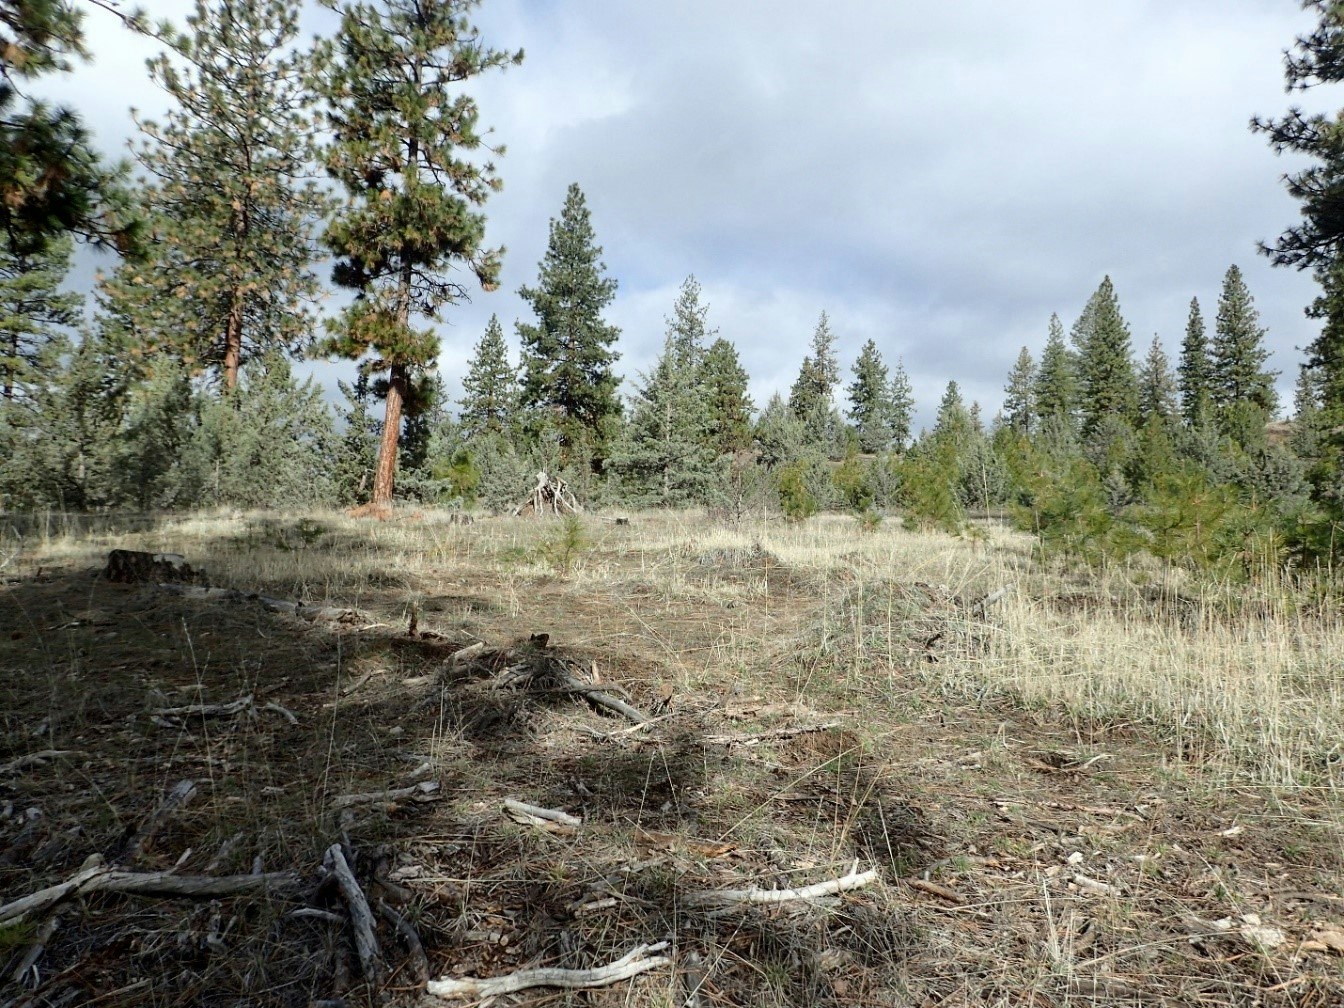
372,363,406,505
223,288,243,391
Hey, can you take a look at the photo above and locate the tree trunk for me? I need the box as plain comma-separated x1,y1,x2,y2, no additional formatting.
372,363,406,505
223,288,244,391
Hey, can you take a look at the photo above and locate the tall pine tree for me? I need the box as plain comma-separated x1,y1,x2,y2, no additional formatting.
846,338,897,453
1072,276,1138,437
1002,346,1036,433
1210,264,1278,428
517,183,622,461
1178,296,1212,427
458,314,518,441
700,336,753,453
1034,313,1077,429
615,277,716,505
109,0,330,389
316,0,520,505
789,311,839,418
1137,334,1178,427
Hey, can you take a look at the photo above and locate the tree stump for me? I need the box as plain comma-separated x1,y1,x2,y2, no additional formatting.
103,550,207,586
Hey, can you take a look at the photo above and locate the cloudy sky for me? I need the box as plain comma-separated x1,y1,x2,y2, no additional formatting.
39,0,1336,431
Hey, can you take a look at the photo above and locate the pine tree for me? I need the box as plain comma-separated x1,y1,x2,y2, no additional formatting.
887,359,915,451
333,374,380,504
846,338,895,453
1,1,141,256
1178,297,1212,427
1034,313,1077,429
458,314,518,441
1210,264,1278,423
1072,276,1138,436
789,311,839,419
1137,335,1178,427
1253,5,1344,504
182,354,337,507
0,234,80,404
112,0,329,389
114,358,198,510
1002,346,1036,433
700,336,753,453
754,393,805,470
517,183,622,460
615,279,716,506
316,0,520,505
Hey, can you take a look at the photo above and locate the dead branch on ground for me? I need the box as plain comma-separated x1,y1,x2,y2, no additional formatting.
323,844,383,984
425,941,671,999
683,862,879,908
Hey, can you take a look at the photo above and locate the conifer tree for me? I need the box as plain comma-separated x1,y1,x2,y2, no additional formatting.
789,311,839,419
887,358,915,451
754,392,806,470
846,338,893,453
0,234,80,404
111,0,329,389
316,0,520,505
1178,297,1212,427
1210,264,1278,422
615,278,716,506
1072,276,1138,436
517,183,622,459
700,336,753,453
1034,313,1077,429
1137,335,1178,427
458,313,518,441
1253,5,1344,503
1002,346,1036,433
1,1,141,256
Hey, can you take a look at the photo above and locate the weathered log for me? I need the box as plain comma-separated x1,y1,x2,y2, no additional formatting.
329,781,439,810
324,844,382,984
378,899,429,987
501,799,582,830
0,857,301,926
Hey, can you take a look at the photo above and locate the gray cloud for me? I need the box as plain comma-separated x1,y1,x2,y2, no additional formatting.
39,0,1332,429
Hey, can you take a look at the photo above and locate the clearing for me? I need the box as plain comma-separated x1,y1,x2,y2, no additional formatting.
1,510,1341,1007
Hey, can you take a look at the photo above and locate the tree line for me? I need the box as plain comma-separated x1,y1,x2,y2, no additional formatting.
2,0,1343,574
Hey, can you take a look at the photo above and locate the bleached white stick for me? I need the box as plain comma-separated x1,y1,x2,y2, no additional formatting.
426,941,671,999
683,863,878,907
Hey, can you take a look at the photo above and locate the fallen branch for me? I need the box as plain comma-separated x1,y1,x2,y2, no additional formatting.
0,750,79,774
154,696,254,719
329,781,439,810
118,778,197,864
705,723,842,747
324,845,382,984
10,913,60,985
0,857,301,926
905,878,966,905
378,899,429,987
683,862,878,908
967,585,1013,615
501,799,582,829
426,941,671,999
548,663,649,724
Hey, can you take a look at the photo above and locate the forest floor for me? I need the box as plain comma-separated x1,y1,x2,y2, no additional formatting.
1,509,1342,1007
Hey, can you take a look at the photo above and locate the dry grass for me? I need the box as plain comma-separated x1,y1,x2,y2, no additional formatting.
1,507,1342,1006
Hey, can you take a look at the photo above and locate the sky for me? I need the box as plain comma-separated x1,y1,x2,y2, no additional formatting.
37,0,1339,432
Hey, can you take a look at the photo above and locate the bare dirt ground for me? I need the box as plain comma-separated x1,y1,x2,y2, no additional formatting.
1,511,1341,1007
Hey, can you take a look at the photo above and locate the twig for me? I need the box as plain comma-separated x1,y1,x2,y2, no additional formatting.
118,778,197,864
684,862,878,907
378,899,429,987
0,751,79,774
329,781,439,810
262,701,299,725
704,723,841,747
426,941,671,999
905,878,967,905
11,914,60,985
324,844,382,984
154,696,254,719
968,585,1013,614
